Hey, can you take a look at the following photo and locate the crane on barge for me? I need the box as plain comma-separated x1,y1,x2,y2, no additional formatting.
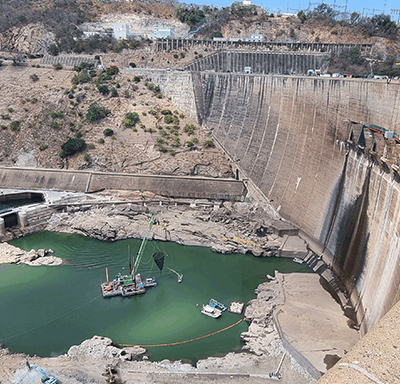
101,213,157,298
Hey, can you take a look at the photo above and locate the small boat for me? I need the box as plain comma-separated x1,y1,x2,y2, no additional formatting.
293,257,304,264
209,298,227,311
144,277,158,287
201,304,222,318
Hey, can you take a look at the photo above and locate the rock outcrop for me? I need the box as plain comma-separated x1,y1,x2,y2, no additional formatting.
0,23,54,56
67,335,146,361
0,242,62,266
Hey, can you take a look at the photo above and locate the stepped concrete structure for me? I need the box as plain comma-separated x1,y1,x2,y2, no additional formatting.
131,68,400,340
183,50,330,74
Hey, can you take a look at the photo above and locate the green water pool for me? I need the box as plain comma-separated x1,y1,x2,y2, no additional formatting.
0,231,312,363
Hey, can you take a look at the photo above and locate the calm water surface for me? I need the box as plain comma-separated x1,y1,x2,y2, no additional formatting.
0,231,311,362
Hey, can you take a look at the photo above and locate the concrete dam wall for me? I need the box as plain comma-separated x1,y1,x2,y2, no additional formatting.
143,69,400,333
183,50,330,75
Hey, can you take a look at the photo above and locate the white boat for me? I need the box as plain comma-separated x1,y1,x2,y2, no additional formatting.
201,304,222,318
293,257,304,264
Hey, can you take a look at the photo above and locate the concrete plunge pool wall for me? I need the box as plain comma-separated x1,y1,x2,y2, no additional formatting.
134,68,400,334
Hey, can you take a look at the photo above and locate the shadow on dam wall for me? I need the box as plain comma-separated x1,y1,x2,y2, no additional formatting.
152,71,400,333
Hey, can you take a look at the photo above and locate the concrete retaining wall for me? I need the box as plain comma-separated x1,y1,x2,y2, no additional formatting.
184,50,330,75
0,167,245,200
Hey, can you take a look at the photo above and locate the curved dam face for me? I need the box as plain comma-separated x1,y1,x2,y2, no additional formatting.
138,69,400,334
194,74,400,333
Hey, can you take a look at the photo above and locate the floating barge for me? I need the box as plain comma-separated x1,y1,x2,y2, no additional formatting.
101,214,158,298
229,300,245,314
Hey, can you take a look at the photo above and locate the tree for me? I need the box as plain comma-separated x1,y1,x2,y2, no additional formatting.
298,10,306,23
60,136,86,158
86,102,110,122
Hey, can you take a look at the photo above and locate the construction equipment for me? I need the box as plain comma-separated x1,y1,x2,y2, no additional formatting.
103,364,117,384
26,360,58,384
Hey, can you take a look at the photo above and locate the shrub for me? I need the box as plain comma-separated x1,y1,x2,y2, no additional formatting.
122,112,139,128
129,62,136,68
156,94,163,98
39,143,48,151
74,62,94,72
50,121,60,129
161,109,172,115
86,102,111,122
10,121,20,131
49,111,64,119
1,114,10,120
103,128,114,137
164,115,174,124
30,74,39,82
203,140,215,148
72,72,91,85
133,76,141,83
53,63,63,70
0,125,7,130
185,141,194,147
84,153,91,162
98,138,105,144
60,135,86,158
87,143,95,149
111,87,118,97
183,124,195,135
192,137,199,143
97,84,109,95
124,90,130,98
106,66,119,76
7,108,13,113
97,72,112,84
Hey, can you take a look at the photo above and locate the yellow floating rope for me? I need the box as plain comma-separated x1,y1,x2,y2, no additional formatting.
116,318,244,348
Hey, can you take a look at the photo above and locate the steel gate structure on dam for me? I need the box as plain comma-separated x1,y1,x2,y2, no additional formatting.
133,67,400,337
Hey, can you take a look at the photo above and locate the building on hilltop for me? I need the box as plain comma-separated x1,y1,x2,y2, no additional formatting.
114,23,130,39
153,24,175,39
243,0,252,5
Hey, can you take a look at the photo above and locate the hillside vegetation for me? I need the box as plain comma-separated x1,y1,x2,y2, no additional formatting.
0,62,232,177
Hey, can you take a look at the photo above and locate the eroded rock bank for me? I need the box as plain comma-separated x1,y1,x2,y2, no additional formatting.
45,200,290,257
0,242,62,266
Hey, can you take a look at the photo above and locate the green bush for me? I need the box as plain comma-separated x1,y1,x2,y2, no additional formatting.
53,63,63,70
84,153,91,162
97,84,109,95
129,62,136,68
183,124,195,135
60,136,86,158
98,138,105,144
103,128,114,137
50,121,60,129
49,111,64,119
1,114,10,120
86,102,111,122
39,143,48,151
203,140,215,148
161,109,172,115
133,76,141,83
106,66,119,76
87,143,95,149
0,125,7,130
30,74,39,82
10,121,20,131
74,62,94,72
111,87,118,97
72,72,91,85
164,115,174,124
124,90,130,98
122,112,139,128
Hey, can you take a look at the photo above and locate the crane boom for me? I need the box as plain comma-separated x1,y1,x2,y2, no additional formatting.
134,213,157,271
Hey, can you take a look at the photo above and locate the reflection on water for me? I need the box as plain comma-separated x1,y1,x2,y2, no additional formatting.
0,231,311,362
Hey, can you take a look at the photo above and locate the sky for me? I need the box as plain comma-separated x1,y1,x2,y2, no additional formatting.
187,0,400,21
